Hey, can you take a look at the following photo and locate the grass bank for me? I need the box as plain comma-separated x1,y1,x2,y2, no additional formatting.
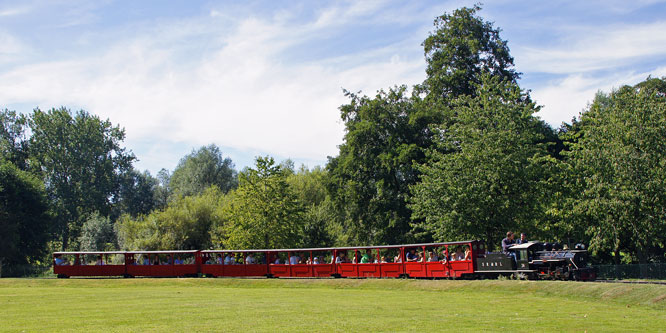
1,278,665,332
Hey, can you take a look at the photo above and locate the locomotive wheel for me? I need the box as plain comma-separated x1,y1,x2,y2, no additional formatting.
56,274,69,279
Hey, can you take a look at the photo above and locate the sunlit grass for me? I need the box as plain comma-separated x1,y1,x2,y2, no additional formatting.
1,278,665,332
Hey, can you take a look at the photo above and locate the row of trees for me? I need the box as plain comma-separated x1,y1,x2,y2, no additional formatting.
2,6,665,276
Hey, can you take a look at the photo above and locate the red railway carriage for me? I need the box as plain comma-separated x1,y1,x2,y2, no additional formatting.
52,240,482,279
125,250,200,277
53,251,127,278
200,250,270,277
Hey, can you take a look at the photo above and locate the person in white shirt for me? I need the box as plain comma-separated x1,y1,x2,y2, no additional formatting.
289,254,300,265
335,252,347,264
245,253,257,264
313,256,320,265
224,253,235,265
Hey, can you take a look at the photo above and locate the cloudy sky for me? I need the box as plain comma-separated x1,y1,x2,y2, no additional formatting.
2,0,665,174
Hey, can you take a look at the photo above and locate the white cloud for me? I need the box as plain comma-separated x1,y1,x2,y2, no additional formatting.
517,21,666,74
0,3,427,172
532,67,666,126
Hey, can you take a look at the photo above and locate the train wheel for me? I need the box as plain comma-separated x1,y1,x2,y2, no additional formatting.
56,274,69,279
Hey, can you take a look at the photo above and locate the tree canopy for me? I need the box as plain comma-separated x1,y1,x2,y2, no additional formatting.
28,107,134,250
169,144,237,197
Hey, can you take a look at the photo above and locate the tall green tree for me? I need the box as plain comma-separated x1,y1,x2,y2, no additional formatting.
326,5,523,246
0,109,30,170
113,169,160,218
410,74,551,249
0,161,51,277
29,107,135,250
327,87,427,245
420,4,519,101
169,144,237,197
567,77,666,264
212,156,303,249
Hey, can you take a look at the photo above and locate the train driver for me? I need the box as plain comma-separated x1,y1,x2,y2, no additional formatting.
501,231,515,253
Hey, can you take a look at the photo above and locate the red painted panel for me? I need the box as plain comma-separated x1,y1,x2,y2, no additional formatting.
151,265,174,276
290,264,311,277
245,265,268,276
221,265,246,277
357,264,381,278
101,265,126,276
312,264,334,277
173,264,198,276
425,262,450,278
54,265,80,276
269,264,290,277
201,264,224,277
337,264,357,277
449,260,473,277
404,262,427,277
379,263,402,278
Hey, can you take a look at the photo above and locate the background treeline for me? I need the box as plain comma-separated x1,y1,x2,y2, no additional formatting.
1,6,665,276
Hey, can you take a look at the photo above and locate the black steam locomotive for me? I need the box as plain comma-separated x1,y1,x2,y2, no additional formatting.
475,241,597,281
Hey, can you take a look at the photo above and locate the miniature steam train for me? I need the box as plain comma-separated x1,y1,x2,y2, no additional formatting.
53,240,596,281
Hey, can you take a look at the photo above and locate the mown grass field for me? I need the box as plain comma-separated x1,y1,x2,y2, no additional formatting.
1,278,665,332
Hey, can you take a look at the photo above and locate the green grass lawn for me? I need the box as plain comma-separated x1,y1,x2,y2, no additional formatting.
1,278,665,332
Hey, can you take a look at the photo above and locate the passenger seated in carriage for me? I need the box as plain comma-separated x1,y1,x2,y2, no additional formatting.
54,254,68,266
406,249,419,262
394,254,402,263
450,248,464,261
96,255,105,265
289,253,300,265
143,256,151,265
164,254,173,265
215,254,223,264
427,251,439,262
225,253,237,265
174,255,183,265
360,249,373,263
463,246,471,260
335,252,347,264
245,253,257,264
152,255,160,265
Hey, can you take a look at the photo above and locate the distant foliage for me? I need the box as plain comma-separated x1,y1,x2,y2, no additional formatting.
170,144,237,197
116,186,226,250
212,157,304,249
78,213,116,252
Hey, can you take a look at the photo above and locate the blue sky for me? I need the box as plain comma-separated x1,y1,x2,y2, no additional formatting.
2,0,666,174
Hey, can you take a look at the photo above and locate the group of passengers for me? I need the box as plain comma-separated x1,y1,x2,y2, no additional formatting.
404,247,471,263
207,252,261,265
140,254,184,265
54,254,108,266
